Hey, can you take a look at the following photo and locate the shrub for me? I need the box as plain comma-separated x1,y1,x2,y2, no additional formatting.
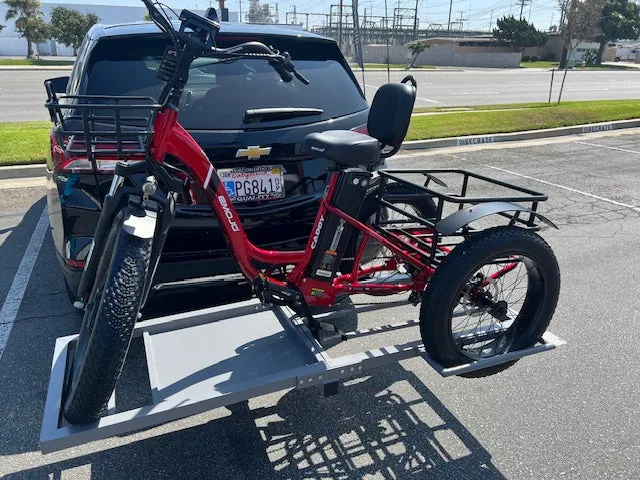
522,55,530,62
530,55,540,62
583,48,598,65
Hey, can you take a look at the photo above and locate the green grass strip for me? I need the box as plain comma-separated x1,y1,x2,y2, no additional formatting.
0,122,51,165
0,58,74,66
2,100,640,166
406,99,640,141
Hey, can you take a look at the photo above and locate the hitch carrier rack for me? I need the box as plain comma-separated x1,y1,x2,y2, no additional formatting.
40,298,565,453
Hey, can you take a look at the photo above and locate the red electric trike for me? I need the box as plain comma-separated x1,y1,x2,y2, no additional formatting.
45,1,560,425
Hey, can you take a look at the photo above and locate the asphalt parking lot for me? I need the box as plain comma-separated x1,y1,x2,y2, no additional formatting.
2,129,640,479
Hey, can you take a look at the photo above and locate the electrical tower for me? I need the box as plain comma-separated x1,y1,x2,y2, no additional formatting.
245,0,278,23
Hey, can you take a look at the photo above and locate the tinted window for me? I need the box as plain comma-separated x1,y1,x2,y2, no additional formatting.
83,34,367,129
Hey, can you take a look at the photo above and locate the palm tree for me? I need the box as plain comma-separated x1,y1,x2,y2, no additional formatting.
5,0,49,58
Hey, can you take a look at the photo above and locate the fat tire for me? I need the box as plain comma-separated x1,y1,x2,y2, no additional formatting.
419,226,560,378
63,210,152,424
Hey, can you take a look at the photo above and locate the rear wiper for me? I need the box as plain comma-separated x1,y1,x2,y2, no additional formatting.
244,108,323,123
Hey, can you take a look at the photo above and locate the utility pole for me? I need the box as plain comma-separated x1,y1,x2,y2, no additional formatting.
238,0,242,21
489,8,493,32
413,0,419,39
518,0,529,19
457,10,466,31
447,0,453,30
338,0,343,49
305,12,309,29
528,0,533,21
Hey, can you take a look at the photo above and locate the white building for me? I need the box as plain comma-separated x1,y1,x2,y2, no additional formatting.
0,3,238,56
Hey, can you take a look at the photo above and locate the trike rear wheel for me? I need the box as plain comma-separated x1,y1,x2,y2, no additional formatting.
419,226,560,377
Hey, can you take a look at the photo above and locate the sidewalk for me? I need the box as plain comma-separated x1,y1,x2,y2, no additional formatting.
602,61,640,69
0,65,72,71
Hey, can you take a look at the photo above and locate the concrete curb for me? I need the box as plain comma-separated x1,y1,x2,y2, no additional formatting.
402,118,640,150
1,118,639,180
0,164,48,180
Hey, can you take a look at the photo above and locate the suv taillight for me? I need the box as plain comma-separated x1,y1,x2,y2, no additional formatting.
50,132,144,173
351,124,368,135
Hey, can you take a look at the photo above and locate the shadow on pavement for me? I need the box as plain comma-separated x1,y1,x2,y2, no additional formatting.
0,197,49,301
5,362,504,479
0,199,503,479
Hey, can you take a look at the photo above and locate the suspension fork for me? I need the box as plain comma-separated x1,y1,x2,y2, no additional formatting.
76,163,173,307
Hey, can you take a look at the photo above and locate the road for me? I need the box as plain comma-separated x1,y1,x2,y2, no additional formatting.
2,67,640,122
2,129,640,478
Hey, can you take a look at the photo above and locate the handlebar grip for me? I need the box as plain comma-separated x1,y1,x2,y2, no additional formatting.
269,60,293,82
293,70,310,85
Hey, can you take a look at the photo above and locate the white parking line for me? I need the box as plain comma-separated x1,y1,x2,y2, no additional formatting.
451,91,500,95
566,88,609,92
576,141,640,156
447,153,640,213
417,97,440,104
0,206,49,361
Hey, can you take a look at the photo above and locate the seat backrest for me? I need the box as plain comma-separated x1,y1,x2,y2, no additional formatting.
367,78,416,148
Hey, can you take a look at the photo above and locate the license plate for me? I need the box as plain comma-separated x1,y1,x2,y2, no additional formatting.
219,165,285,203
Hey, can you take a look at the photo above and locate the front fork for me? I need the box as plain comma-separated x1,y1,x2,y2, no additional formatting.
76,166,175,310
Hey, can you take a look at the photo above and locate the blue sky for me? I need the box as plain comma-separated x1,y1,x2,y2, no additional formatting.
44,0,559,32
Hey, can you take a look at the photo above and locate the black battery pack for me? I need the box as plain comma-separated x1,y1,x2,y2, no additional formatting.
309,169,372,282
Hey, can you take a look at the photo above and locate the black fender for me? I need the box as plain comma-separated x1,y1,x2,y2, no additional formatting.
435,201,557,235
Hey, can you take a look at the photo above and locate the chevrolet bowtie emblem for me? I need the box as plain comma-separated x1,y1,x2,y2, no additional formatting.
235,146,272,160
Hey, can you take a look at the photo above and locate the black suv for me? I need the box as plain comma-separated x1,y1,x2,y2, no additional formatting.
47,21,372,300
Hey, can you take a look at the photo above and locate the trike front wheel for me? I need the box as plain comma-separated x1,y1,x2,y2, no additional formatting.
419,226,560,377
63,208,153,424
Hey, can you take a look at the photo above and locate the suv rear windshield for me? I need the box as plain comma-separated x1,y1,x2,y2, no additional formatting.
82,34,368,130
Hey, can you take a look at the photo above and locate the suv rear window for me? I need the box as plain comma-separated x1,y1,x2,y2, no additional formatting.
83,34,368,130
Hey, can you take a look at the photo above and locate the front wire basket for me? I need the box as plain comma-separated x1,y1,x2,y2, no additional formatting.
45,81,163,171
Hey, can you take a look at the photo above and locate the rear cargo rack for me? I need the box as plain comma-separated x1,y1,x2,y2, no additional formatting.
44,80,162,170
370,168,553,266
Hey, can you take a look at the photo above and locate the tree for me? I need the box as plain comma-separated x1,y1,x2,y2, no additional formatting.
406,42,429,68
557,0,603,103
4,0,50,58
493,16,548,52
143,12,151,21
595,0,640,63
560,0,603,68
49,7,99,56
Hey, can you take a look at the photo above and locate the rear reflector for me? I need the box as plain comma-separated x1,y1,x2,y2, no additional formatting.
50,132,144,173
351,124,368,135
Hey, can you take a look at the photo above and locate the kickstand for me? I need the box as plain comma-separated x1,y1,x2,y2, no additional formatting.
296,301,347,343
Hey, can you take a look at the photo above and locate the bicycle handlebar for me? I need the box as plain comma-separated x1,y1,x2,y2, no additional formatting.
141,0,309,103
